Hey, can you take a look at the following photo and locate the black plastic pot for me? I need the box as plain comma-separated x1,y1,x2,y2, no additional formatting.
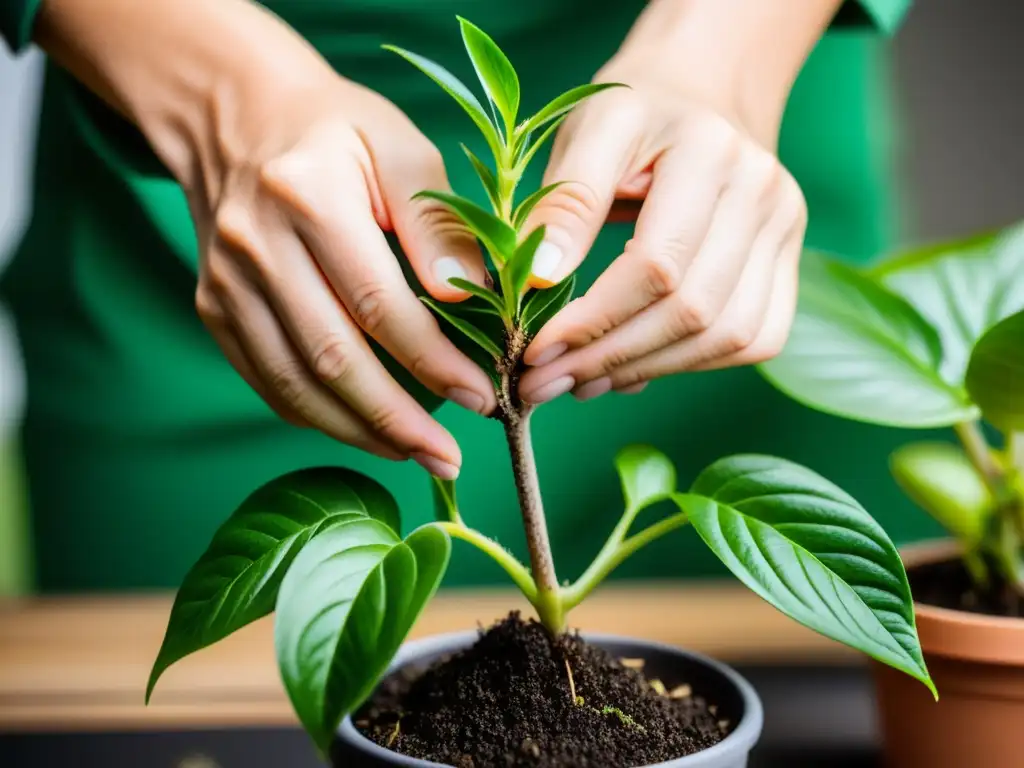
334,630,764,767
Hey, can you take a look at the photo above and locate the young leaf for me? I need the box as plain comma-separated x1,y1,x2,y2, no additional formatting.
679,454,935,697
615,444,677,512
447,277,505,315
513,182,566,230
890,441,991,545
422,297,504,359
461,144,501,212
759,250,977,428
506,225,546,315
413,189,516,265
146,468,399,702
457,16,520,133
515,114,568,172
275,521,450,754
965,309,1024,430
522,274,576,336
383,45,502,157
431,476,460,523
518,82,624,138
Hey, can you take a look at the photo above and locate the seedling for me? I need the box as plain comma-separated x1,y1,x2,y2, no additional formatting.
760,222,1024,597
148,18,934,757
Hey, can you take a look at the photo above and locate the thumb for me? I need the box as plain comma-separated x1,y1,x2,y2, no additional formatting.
524,117,639,289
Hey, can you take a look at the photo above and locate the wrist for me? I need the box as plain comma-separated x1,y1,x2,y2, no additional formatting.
605,0,843,147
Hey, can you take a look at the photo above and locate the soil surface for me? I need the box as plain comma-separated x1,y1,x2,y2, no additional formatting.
355,612,727,767
910,557,1024,618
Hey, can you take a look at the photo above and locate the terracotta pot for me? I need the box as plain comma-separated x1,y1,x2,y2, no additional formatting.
334,631,764,767
873,539,1024,768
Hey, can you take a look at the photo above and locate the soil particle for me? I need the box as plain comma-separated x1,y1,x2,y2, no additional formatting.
356,612,726,767
910,556,1024,618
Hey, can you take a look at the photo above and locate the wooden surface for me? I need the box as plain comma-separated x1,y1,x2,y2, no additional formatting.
0,582,858,731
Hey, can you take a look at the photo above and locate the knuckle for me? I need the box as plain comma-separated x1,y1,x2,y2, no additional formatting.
349,281,391,335
670,290,714,335
365,404,405,443
743,149,782,199
636,248,682,301
194,285,225,325
310,334,355,386
547,178,606,220
721,323,758,355
267,359,311,405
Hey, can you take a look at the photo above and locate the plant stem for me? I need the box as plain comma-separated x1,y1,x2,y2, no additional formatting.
562,511,690,610
954,421,1003,492
437,522,537,601
1010,432,1024,474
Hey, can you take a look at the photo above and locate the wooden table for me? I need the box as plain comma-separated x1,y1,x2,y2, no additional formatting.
0,582,858,732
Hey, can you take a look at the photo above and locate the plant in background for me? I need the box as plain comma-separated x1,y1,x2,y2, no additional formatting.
147,18,935,757
759,222,1024,597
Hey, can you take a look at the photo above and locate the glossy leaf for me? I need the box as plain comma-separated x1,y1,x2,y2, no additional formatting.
431,476,460,523
275,521,450,753
413,190,516,266
966,309,1024,430
447,277,505,315
458,16,520,132
383,45,502,157
461,144,501,212
890,441,991,544
518,82,623,138
422,297,504,360
681,454,935,696
507,225,546,314
874,222,1024,382
512,182,566,230
146,468,399,702
760,251,976,428
615,444,677,512
522,274,576,336
515,114,568,172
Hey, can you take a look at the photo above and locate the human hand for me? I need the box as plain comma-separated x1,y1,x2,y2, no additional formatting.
516,1,826,405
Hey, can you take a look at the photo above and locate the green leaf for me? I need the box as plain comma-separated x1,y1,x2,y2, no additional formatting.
873,222,1024,383
759,250,977,428
965,309,1024,430
461,144,501,212
522,274,576,336
457,17,520,133
515,114,568,173
513,182,566,230
413,190,516,266
275,521,450,753
431,476,460,523
146,468,399,702
383,45,502,158
422,297,504,360
506,225,546,315
447,277,505,315
615,445,677,512
680,454,934,696
518,82,624,138
890,441,991,545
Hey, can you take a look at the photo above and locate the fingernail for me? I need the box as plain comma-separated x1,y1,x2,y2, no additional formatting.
523,375,575,405
531,240,564,282
433,256,470,288
529,342,567,367
412,452,460,480
616,382,648,395
445,387,487,415
573,377,612,402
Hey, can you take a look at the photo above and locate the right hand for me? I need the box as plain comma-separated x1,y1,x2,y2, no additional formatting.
172,15,496,480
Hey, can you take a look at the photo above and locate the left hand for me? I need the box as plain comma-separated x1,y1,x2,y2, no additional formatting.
516,57,807,405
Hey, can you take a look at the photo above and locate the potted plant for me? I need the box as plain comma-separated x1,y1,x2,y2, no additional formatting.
759,221,1024,766
146,18,934,767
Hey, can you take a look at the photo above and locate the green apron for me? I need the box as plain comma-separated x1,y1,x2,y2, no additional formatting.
2,0,937,592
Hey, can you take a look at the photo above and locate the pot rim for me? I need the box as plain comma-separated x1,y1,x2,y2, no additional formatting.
338,629,764,768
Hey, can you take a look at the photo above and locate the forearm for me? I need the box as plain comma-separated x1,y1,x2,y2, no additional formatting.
607,0,845,146
34,0,329,187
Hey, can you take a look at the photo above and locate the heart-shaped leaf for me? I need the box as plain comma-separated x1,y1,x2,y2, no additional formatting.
413,190,516,266
507,225,546,315
422,297,504,360
275,521,450,753
874,222,1024,383
522,274,576,336
513,182,566,230
890,441,991,544
680,454,935,696
146,468,400,702
383,45,502,158
615,445,677,512
458,16,520,132
461,144,501,212
965,308,1024,430
759,251,976,428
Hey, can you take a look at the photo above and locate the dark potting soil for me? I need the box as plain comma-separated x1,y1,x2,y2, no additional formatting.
355,612,728,767
910,556,1024,618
